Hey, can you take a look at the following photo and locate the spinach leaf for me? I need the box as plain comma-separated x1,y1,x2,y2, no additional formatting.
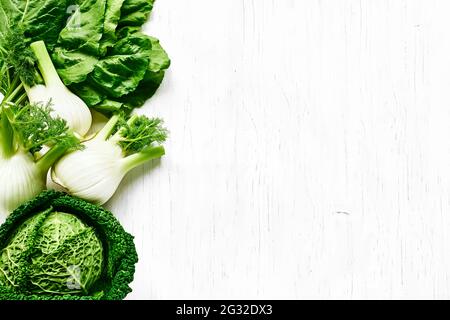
118,0,155,29
90,32,152,98
70,81,106,106
52,0,107,85
67,32,153,110
100,0,126,54
119,36,170,109
45,0,170,114
70,35,170,114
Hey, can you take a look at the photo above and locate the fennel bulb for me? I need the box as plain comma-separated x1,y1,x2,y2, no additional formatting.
0,103,80,216
52,114,168,205
0,152,44,215
26,41,92,137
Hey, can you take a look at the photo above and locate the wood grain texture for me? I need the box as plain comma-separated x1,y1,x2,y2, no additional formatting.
107,0,450,299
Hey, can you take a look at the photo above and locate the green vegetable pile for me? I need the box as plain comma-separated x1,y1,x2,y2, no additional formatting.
0,0,170,115
54,0,170,114
0,191,138,300
0,0,171,300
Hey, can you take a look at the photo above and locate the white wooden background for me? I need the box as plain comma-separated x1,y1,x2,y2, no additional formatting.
107,0,450,299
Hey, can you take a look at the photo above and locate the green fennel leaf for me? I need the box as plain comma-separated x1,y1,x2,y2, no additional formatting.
7,103,80,154
0,28,38,86
117,115,168,155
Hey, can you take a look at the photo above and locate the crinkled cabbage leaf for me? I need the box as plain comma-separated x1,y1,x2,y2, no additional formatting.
0,210,103,295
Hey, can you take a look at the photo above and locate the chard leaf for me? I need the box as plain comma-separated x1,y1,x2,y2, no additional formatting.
69,32,154,106
52,50,99,86
58,0,106,55
48,0,170,114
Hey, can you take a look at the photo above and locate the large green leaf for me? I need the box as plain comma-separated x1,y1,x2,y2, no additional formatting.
73,35,170,115
100,0,126,54
119,36,170,109
70,80,106,106
89,32,152,98
52,0,107,85
118,0,154,29
46,0,170,114
69,33,153,107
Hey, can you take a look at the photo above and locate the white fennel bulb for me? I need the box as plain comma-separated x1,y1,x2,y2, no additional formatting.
0,103,80,217
51,114,168,205
52,139,125,205
0,152,44,216
26,41,92,137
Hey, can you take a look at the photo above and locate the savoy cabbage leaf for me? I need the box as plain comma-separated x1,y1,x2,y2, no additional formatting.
0,210,103,296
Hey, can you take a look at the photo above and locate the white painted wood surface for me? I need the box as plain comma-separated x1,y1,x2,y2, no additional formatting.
108,0,450,299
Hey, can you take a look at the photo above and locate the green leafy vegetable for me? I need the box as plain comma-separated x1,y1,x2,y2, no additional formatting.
52,0,170,114
7,103,79,154
118,36,170,110
100,0,126,53
0,0,170,115
71,34,170,114
117,0,155,30
53,0,107,85
1,210,103,295
91,32,152,98
0,0,69,48
0,191,138,300
117,114,167,154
